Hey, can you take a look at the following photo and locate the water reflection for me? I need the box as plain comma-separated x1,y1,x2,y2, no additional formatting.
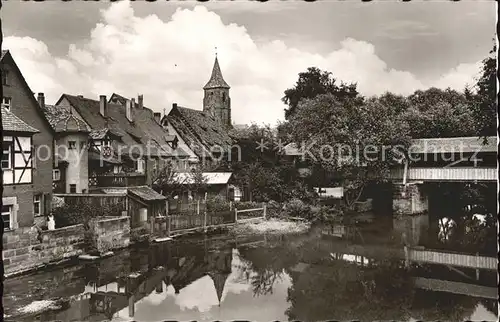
3,231,498,322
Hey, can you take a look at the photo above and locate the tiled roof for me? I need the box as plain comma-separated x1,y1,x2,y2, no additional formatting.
59,94,147,157
2,50,56,135
165,135,177,142
109,93,191,158
283,137,498,156
203,57,230,89
1,107,40,133
89,128,110,140
109,93,128,106
173,172,233,185
410,136,498,154
41,104,91,133
128,186,167,202
167,105,233,158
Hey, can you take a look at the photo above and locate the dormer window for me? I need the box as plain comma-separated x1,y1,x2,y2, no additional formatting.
2,97,12,111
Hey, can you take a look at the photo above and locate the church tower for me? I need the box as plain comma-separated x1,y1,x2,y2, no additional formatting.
203,55,231,129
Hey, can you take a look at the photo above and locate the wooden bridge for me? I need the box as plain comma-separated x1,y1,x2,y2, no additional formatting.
389,136,497,182
389,167,497,182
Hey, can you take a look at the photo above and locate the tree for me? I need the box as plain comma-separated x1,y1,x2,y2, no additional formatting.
377,92,410,115
282,67,362,119
287,94,411,210
227,123,314,202
466,43,497,138
152,160,209,200
403,88,477,138
151,160,186,199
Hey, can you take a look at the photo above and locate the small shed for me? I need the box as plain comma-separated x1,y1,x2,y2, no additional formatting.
172,172,235,201
126,186,167,228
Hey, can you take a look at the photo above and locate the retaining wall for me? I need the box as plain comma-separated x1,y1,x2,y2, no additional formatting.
2,224,85,276
88,216,131,254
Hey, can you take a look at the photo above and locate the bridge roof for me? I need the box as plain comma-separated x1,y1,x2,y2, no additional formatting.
409,136,497,154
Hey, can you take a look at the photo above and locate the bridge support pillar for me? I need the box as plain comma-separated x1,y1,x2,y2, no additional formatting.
392,182,429,246
393,182,428,216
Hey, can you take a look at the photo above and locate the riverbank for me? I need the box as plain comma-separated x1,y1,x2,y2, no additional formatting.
230,217,310,235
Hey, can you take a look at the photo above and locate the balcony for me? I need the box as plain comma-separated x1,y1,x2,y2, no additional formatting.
90,172,147,188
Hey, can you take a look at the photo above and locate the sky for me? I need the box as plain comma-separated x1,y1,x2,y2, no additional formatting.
1,0,496,125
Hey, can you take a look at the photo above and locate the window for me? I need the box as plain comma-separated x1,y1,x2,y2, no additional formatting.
222,92,226,102
2,205,12,231
68,141,76,150
1,97,12,110
69,184,77,193
135,159,145,173
53,169,61,181
1,69,8,86
34,194,42,217
102,140,111,147
2,141,11,169
80,141,87,150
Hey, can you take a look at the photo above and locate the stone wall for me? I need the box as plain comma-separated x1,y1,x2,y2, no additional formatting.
393,183,428,216
2,224,85,276
88,216,131,254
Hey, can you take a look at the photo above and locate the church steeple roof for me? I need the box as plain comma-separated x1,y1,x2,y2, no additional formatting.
203,56,230,90
208,272,229,306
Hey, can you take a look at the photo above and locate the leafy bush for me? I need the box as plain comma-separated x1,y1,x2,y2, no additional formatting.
266,200,284,218
283,199,312,219
206,195,231,212
52,202,124,229
309,205,343,223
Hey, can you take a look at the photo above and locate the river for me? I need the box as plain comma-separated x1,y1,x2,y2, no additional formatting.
3,222,498,321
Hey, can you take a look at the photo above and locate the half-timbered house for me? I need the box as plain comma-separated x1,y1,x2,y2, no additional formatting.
1,50,54,230
2,108,39,231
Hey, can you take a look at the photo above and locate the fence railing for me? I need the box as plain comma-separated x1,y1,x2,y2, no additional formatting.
150,203,267,239
234,204,267,222
168,200,207,215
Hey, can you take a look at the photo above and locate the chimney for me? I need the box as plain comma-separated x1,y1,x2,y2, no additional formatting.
131,98,136,109
37,93,45,108
172,103,177,109
153,112,161,124
126,99,133,122
77,95,84,98
138,95,144,109
99,95,107,117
